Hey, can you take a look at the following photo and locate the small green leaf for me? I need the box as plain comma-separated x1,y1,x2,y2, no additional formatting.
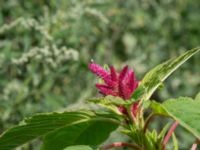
89,95,136,107
172,133,179,150
88,95,135,115
158,123,170,141
141,48,200,100
88,96,127,114
88,95,126,106
157,123,170,150
150,101,168,116
151,129,158,143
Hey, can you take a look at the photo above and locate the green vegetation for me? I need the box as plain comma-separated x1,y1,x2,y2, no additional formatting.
0,0,199,149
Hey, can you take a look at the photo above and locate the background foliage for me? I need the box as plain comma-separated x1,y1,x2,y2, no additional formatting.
0,0,199,149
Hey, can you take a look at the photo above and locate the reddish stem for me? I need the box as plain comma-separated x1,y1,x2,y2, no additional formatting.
100,142,143,150
191,143,197,150
162,121,179,150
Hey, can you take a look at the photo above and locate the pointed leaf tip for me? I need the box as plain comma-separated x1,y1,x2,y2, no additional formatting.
141,47,200,100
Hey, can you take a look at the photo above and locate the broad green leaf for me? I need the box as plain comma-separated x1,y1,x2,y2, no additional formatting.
64,145,98,150
141,48,200,100
151,97,200,139
0,111,89,150
0,111,118,150
41,118,118,150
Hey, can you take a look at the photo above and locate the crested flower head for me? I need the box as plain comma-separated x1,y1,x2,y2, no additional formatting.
89,63,139,100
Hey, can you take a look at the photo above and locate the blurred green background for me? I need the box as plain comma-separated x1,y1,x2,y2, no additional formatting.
0,0,199,149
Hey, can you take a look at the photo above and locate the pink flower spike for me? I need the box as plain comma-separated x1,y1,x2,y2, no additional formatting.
119,81,131,100
119,65,128,81
89,63,139,100
89,63,109,81
125,70,135,91
96,84,117,96
110,66,117,81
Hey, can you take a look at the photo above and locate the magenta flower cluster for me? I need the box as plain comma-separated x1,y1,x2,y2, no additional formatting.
89,63,139,100
89,63,140,116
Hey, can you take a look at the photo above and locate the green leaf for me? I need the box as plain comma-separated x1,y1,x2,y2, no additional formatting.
131,85,146,100
162,97,200,139
89,95,136,107
64,145,98,150
141,48,200,100
195,92,200,101
151,97,200,139
88,96,126,115
158,123,170,141
0,111,118,150
0,111,89,150
41,117,118,150
89,95,126,106
150,101,168,116
88,95,135,116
